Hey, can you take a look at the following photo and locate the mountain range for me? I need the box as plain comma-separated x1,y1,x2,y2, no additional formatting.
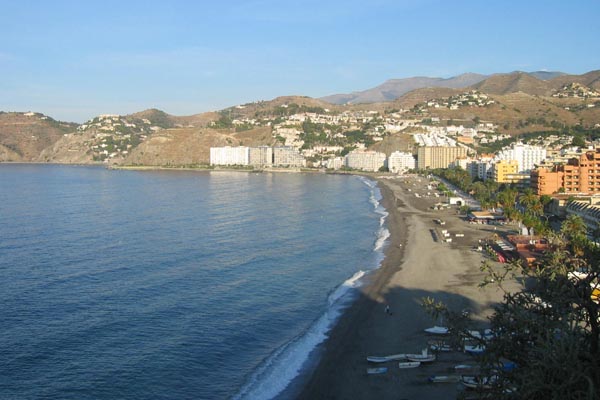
320,71,569,104
1,69,599,165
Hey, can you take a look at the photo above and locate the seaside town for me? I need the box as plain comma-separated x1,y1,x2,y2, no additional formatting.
4,84,600,398
205,101,600,398
5,2,600,399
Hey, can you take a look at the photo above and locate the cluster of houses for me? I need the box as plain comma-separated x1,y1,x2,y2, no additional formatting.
552,83,600,99
77,114,162,162
416,90,495,111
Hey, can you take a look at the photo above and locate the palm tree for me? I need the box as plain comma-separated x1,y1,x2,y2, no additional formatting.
529,201,544,216
561,214,587,240
520,188,539,209
498,188,518,209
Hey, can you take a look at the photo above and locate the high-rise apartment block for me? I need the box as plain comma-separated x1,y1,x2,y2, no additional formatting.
210,145,306,168
416,146,467,169
273,146,305,167
388,151,416,174
344,150,387,172
210,146,250,166
493,160,530,187
496,143,546,173
248,146,273,167
531,149,600,195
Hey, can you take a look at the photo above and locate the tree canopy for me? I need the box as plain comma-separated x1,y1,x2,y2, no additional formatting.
423,215,600,399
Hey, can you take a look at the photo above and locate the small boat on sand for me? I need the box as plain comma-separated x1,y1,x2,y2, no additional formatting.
405,348,435,362
367,367,388,375
429,343,453,352
406,354,436,363
398,361,420,369
429,375,461,383
464,344,486,355
424,326,449,335
366,353,406,363
468,330,482,339
461,375,497,389
454,364,478,371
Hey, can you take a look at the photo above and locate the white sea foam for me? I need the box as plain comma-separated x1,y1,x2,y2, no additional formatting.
232,270,366,400
233,176,391,400
374,227,390,252
360,177,390,253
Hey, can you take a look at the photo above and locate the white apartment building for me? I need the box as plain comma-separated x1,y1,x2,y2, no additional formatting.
388,151,416,174
452,157,471,170
326,157,344,170
273,146,305,167
496,143,547,173
210,146,250,166
344,150,386,172
249,146,273,167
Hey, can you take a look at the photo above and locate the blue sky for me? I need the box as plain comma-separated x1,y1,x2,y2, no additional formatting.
1,0,599,122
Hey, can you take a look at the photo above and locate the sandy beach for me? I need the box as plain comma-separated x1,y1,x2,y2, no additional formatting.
297,175,511,400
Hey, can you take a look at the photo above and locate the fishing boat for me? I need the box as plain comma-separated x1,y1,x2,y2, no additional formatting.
406,353,436,363
366,353,406,363
429,342,453,352
424,326,449,335
405,348,435,362
461,375,497,389
398,361,420,369
366,367,388,375
428,375,461,383
468,330,482,339
454,364,478,371
482,329,495,341
464,344,486,355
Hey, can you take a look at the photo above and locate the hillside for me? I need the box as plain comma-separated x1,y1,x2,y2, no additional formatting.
470,72,552,96
548,70,600,91
123,126,274,165
426,92,581,133
127,109,178,128
127,108,220,129
38,131,97,163
528,71,566,80
228,96,338,119
0,112,77,161
392,87,466,109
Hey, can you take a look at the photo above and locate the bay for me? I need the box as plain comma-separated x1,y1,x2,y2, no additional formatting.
0,165,387,400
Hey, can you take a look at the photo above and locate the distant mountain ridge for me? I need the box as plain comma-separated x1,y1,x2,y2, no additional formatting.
320,71,567,104
3,70,600,165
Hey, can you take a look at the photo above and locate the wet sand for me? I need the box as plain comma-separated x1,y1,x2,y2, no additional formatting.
297,175,510,400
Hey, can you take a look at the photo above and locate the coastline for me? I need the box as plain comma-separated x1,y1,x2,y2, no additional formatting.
3,164,507,398
296,175,509,400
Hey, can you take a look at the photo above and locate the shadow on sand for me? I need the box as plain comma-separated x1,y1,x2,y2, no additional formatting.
292,285,498,400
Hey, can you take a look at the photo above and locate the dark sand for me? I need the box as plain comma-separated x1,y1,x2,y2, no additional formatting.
297,175,510,400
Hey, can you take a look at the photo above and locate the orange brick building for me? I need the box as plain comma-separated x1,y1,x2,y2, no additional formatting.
531,149,600,195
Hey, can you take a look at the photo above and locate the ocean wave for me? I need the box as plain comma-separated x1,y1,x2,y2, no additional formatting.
232,270,366,400
233,176,392,400
359,177,390,252
374,227,390,252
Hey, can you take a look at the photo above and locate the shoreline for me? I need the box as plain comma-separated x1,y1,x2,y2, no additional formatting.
3,164,507,398
294,177,408,399
296,175,509,399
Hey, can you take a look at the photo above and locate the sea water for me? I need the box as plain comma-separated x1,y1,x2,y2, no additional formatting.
0,165,389,400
